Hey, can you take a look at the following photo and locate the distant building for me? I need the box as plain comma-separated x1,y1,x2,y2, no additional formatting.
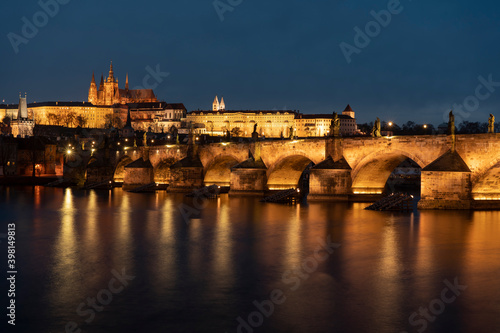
88,62,158,105
11,94,34,137
294,104,358,137
187,99,358,138
212,96,226,111
188,97,296,137
116,102,187,133
28,101,115,128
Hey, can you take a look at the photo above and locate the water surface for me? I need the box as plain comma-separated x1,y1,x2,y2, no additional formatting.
1,186,499,333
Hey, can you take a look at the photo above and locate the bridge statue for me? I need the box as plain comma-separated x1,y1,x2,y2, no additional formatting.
371,118,381,137
289,126,294,140
252,123,259,141
143,132,148,147
489,114,495,133
330,112,340,137
448,111,455,135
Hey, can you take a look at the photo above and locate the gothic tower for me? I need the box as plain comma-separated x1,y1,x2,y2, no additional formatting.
219,97,225,111
213,96,220,111
88,72,97,104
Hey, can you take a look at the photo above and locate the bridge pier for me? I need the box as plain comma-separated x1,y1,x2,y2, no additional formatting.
308,156,352,201
168,155,204,192
123,158,154,191
418,150,472,209
229,155,267,196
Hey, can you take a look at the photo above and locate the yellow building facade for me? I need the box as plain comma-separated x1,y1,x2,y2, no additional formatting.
29,102,114,128
187,110,297,138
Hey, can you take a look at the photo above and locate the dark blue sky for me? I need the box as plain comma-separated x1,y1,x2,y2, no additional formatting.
1,0,500,125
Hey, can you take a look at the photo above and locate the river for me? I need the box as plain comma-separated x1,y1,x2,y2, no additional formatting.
0,186,499,333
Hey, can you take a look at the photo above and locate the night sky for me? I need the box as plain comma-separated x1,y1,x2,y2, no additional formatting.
1,0,500,125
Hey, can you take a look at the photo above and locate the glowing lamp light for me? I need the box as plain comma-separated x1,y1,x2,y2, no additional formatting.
66,150,72,155
388,122,393,127
423,124,428,129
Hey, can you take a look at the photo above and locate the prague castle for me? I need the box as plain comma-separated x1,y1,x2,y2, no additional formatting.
88,62,158,105
1,66,357,138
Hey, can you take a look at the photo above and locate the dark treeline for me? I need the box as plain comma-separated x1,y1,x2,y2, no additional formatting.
357,121,500,135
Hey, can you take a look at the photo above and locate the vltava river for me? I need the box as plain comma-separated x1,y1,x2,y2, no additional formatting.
1,186,499,333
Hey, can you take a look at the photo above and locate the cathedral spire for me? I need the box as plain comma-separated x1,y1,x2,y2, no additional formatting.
99,73,104,91
125,73,129,90
108,60,114,82
91,72,96,85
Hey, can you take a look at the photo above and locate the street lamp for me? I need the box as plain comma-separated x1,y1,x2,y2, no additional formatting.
423,124,428,129
388,122,393,127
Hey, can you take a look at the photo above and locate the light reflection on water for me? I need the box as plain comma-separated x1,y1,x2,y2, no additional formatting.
0,187,500,333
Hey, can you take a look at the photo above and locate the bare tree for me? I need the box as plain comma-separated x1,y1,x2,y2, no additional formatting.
231,127,242,137
76,115,88,128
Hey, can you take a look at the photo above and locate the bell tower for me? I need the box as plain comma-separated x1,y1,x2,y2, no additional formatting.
213,96,220,111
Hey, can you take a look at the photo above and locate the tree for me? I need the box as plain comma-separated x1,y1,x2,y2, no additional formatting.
2,116,11,126
357,122,373,135
0,116,11,135
54,114,63,126
458,121,488,134
47,113,57,125
65,111,77,127
104,114,123,129
231,127,242,137
75,115,88,128
402,121,416,133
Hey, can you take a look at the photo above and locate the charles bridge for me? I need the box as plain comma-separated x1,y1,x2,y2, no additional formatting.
72,134,500,210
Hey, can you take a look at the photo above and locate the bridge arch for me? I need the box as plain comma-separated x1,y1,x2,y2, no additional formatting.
113,155,133,182
351,149,424,194
267,154,315,190
472,159,500,199
204,155,241,186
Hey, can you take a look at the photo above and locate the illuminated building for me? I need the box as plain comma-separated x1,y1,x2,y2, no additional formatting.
88,62,158,105
295,105,358,137
187,99,357,138
187,106,297,138
11,94,34,137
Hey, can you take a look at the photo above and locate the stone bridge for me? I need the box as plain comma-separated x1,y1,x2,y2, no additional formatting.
85,134,500,209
